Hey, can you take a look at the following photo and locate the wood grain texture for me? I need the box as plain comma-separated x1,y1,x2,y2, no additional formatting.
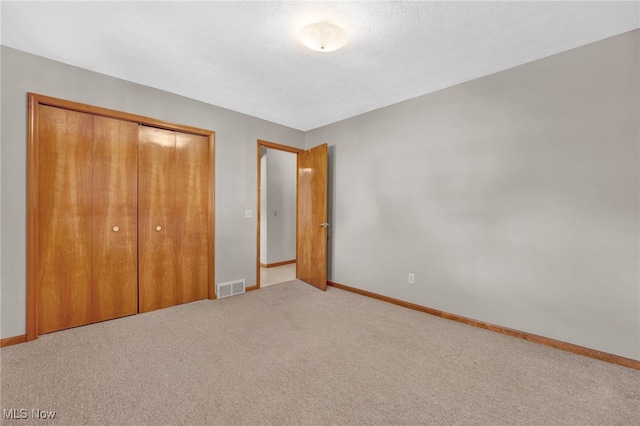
138,126,176,313
296,144,328,291
29,93,212,136
0,335,27,348
28,93,216,339
27,94,40,341
327,281,640,370
262,259,296,268
91,116,138,322
207,134,216,300
37,106,93,334
258,140,304,154
174,133,209,304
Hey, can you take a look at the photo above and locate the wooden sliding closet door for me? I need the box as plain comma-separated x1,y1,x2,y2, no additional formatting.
37,106,93,334
138,126,177,313
138,127,210,312
91,117,139,322
175,133,209,304
28,93,215,340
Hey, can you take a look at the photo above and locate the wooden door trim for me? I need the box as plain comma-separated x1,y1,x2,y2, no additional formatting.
208,133,216,300
259,139,305,154
29,93,212,136
327,280,640,370
256,140,303,289
27,94,39,341
27,93,216,341
261,259,296,268
0,334,28,348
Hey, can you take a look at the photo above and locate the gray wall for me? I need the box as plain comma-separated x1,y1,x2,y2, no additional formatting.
306,30,639,360
260,147,297,265
2,31,638,361
265,149,296,264
0,46,305,339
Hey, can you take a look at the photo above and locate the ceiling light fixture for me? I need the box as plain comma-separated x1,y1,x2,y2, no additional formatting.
298,22,349,53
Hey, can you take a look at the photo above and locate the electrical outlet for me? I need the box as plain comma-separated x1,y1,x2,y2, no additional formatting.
408,273,415,284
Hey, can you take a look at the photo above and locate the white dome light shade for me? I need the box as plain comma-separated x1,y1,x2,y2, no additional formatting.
298,22,349,52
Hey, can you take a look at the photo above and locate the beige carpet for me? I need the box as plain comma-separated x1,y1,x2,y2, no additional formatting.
1,280,638,425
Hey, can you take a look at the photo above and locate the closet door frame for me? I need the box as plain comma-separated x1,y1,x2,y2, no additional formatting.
27,93,216,341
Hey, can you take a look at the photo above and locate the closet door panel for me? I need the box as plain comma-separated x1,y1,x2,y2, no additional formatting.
91,117,139,322
174,133,209,304
37,106,93,334
139,126,176,313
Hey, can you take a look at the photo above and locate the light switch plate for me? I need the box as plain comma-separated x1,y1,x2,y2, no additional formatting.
245,209,254,218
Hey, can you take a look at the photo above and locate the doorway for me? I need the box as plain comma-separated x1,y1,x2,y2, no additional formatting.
256,140,303,288
256,139,329,291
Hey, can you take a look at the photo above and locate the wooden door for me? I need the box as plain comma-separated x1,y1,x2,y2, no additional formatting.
28,93,216,340
174,133,209,304
91,116,139,322
296,144,328,291
37,106,93,333
138,126,176,313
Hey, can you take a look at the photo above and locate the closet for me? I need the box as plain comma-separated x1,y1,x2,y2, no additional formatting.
138,126,209,313
28,94,214,338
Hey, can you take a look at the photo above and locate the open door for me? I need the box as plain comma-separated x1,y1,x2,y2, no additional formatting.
296,143,328,291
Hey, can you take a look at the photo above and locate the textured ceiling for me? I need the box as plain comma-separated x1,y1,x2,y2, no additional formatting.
1,1,638,131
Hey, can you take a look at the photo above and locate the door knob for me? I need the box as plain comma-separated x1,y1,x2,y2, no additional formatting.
155,226,162,231
112,226,120,232
318,223,329,227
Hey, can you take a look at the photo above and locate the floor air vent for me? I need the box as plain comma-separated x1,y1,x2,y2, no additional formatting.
216,279,246,299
